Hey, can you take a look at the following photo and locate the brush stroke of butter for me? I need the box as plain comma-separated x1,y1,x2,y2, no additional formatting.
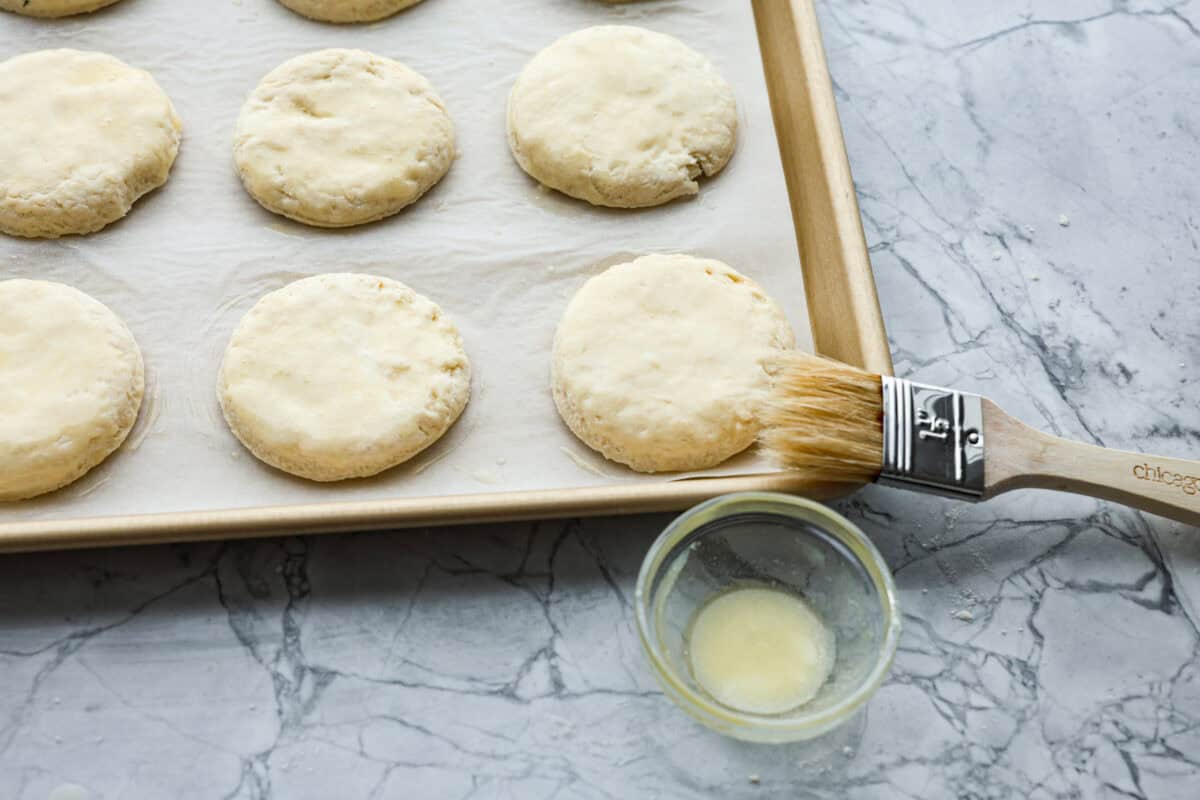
559,446,612,478
687,587,835,715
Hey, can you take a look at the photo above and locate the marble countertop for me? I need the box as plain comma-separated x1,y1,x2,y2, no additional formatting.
3,1,1199,797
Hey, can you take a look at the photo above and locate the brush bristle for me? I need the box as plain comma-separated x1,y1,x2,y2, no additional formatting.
760,352,885,484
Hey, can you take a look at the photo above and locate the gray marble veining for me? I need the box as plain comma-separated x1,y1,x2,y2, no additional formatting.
2,1,1200,798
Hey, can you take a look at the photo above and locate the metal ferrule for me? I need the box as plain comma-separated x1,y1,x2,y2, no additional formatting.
879,377,985,499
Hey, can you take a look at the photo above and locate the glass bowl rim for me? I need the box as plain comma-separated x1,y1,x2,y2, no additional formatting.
634,491,902,739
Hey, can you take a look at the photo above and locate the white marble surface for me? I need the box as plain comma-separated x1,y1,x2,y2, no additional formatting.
3,0,1200,797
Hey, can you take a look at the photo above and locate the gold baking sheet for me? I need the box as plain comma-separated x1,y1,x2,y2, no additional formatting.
0,0,889,551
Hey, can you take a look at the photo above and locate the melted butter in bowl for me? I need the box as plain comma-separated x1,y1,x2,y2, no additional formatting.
635,492,901,743
688,586,836,716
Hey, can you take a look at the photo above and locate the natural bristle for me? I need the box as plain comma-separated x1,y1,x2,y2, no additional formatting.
760,352,885,484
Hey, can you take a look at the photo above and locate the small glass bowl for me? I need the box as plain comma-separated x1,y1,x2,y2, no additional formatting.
635,492,901,743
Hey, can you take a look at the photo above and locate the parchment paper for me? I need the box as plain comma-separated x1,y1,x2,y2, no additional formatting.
0,0,811,524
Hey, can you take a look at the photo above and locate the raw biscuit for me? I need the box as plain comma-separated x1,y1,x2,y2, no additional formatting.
275,0,424,23
507,26,737,208
0,49,181,238
218,274,471,481
0,0,121,17
0,280,144,501
233,49,454,228
552,254,795,473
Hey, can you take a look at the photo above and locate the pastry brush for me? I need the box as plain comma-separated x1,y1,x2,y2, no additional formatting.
760,352,1200,526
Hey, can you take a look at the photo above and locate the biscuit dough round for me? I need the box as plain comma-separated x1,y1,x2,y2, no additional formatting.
234,49,454,228
218,274,471,481
0,0,121,17
275,0,423,23
507,26,737,208
552,255,795,473
0,49,182,239
0,280,144,501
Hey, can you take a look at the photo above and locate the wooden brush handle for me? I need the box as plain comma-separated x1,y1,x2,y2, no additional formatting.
983,400,1200,526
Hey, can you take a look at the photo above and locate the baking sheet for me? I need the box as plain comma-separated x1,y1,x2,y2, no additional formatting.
0,0,811,525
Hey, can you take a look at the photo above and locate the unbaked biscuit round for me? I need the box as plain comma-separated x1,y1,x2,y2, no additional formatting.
0,0,121,17
218,274,471,481
234,49,454,228
0,49,182,239
552,255,795,473
275,0,423,23
507,25,737,208
0,280,144,501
